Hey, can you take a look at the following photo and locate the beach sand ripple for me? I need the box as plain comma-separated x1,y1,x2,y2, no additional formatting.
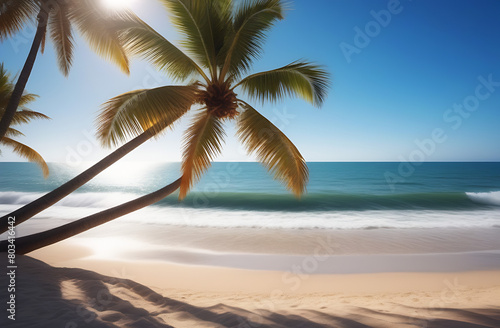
1,256,499,328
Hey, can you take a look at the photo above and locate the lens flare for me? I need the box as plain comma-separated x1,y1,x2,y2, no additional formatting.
102,0,134,9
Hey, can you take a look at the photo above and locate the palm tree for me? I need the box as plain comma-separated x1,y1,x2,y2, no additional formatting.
0,178,182,254
0,0,330,252
107,0,329,199
0,63,49,177
0,0,133,141
0,86,196,234
0,0,147,234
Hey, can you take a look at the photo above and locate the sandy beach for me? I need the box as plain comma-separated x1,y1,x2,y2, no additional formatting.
1,234,499,328
1,0,500,326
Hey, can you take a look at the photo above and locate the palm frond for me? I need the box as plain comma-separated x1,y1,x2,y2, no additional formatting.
0,64,13,105
0,63,10,87
4,127,24,138
0,62,48,177
68,0,130,74
236,102,307,197
236,61,330,107
18,92,38,106
10,109,49,126
162,0,230,76
180,110,225,199
0,67,44,124
117,14,207,82
40,22,46,53
220,0,285,81
97,85,199,147
49,2,74,76
0,67,45,124
0,0,38,40
212,0,233,68
1,137,49,178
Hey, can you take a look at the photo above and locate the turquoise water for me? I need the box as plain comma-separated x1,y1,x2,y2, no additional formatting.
1,162,500,229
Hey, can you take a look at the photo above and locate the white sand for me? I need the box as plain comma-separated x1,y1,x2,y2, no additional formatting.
1,240,499,327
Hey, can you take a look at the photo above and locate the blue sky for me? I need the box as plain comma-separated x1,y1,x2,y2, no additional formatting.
1,0,499,165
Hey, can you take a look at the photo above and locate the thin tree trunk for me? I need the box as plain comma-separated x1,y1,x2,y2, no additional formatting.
0,178,181,254
0,7,48,141
0,127,160,234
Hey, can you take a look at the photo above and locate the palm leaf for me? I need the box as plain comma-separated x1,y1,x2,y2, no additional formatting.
0,68,45,125
236,102,307,197
49,2,74,76
220,0,285,81
40,22,46,53
212,0,233,68
117,14,207,82
0,63,10,88
180,110,225,199
161,0,230,76
236,61,330,107
10,109,49,126
0,64,13,105
4,127,24,138
97,85,199,147
0,0,38,40
1,137,49,178
18,92,38,106
0,93,41,124
68,0,130,74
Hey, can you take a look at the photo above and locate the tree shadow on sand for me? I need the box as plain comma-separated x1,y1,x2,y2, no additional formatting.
1,256,499,328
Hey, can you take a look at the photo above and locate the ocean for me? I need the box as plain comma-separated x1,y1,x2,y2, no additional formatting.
1,162,500,232
0,162,500,229
2,161,500,267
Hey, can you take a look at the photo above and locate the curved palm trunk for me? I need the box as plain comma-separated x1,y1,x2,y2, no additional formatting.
0,7,48,141
0,127,159,234
0,178,181,255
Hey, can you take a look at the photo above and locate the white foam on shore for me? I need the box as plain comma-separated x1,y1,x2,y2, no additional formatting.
2,204,500,234
466,191,500,206
2,191,500,236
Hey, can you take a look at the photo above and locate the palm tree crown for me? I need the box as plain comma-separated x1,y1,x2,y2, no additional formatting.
98,0,330,199
0,0,132,75
0,63,49,177
0,0,139,142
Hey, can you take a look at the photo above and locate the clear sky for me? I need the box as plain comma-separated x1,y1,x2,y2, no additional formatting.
1,0,499,165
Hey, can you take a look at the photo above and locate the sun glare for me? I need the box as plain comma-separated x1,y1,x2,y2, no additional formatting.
102,0,134,9
97,161,162,187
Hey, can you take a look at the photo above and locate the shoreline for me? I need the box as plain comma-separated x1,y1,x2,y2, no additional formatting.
8,223,500,254
4,215,500,326
29,240,500,292
33,240,500,274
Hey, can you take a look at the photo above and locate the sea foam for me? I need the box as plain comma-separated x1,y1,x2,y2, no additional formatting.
466,191,500,206
2,190,500,231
